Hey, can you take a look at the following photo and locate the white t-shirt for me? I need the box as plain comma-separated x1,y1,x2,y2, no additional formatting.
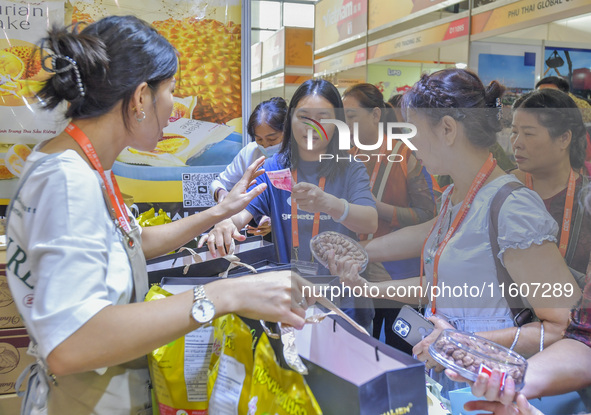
422,174,558,333
7,150,135,360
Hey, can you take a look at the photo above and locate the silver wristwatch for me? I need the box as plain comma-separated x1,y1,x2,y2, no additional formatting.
191,285,215,324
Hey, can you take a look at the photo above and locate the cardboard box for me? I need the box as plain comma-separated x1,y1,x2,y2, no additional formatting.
0,266,23,329
0,393,22,414
0,328,33,395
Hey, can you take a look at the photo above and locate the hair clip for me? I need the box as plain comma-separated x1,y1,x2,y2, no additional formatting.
42,54,86,97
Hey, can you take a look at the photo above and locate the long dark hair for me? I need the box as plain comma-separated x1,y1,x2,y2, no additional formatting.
247,97,288,141
279,79,347,180
513,88,587,170
402,68,505,148
38,15,178,131
342,83,398,123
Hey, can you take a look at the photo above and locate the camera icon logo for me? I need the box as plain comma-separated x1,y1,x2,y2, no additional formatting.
393,318,410,338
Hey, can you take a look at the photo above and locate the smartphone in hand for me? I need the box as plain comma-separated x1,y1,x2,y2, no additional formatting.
392,305,435,347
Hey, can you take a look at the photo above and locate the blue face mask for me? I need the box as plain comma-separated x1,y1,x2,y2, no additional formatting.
258,143,282,158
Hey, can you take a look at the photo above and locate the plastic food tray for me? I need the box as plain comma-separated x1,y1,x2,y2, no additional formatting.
429,329,527,390
310,231,368,273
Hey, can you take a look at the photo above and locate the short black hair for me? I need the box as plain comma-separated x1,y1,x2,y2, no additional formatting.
247,97,288,141
535,76,570,93
513,88,586,170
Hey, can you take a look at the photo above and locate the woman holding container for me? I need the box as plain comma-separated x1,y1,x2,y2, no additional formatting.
329,68,581,396
199,79,378,329
342,83,437,352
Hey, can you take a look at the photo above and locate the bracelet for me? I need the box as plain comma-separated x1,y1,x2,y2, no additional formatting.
213,187,221,202
334,198,349,223
540,321,545,352
510,326,521,350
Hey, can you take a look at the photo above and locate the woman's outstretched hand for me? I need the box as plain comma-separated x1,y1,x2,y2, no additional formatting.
219,156,267,215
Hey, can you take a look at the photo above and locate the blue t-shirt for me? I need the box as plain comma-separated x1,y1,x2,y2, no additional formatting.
246,155,377,329
246,155,376,271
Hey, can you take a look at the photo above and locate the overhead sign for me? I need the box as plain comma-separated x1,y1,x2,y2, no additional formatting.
369,0,456,30
314,0,367,51
472,0,591,37
368,16,468,61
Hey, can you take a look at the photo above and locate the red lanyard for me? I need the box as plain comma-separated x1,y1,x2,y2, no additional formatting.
64,123,132,234
353,141,387,242
420,154,497,314
525,170,576,258
351,140,388,190
291,170,325,259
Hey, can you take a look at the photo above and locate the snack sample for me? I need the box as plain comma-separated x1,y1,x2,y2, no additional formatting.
310,231,368,273
429,329,527,390
266,168,293,192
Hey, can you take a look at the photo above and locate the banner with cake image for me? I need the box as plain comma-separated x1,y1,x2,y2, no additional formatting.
0,1,67,200
0,0,244,204
70,0,244,203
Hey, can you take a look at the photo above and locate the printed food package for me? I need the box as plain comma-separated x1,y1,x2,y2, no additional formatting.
137,208,172,227
0,0,68,145
146,286,215,415
116,118,234,167
207,314,254,414
248,333,322,415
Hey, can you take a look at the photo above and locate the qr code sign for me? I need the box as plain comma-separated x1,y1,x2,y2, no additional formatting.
182,173,217,208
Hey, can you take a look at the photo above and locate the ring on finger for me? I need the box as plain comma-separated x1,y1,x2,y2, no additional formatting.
297,298,307,308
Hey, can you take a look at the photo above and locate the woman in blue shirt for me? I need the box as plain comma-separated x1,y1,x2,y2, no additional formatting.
199,79,378,328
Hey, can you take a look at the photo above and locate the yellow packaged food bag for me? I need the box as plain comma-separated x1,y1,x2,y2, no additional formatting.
207,314,254,414
249,333,322,415
146,286,215,415
137,208,172,227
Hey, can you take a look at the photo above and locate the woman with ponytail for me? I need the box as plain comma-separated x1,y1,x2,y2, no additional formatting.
330,69,580,395
342,83,437,353
6,15,308,414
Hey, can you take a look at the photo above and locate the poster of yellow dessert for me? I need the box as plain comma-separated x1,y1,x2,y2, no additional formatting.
0,0,244,204
0,1,67,146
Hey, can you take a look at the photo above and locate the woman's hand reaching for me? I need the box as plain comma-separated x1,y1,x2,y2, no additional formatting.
218,156,267,215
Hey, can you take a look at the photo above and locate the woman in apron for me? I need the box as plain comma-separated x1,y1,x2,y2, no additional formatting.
6,15,308,415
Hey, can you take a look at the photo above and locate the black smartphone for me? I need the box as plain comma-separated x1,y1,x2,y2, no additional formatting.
392,305,435,347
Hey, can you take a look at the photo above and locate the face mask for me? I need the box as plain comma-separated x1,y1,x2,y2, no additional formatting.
258,142,282,158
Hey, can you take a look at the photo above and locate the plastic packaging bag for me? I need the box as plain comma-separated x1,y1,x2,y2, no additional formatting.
248,333,322,415
207,314,254,414
146,286,214,415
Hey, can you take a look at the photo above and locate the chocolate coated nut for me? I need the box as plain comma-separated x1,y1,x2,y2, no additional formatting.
462,356,474,366
442,345,455,356
451,349,466,360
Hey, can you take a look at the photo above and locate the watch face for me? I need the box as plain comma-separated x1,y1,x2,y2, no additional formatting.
192,299,215,323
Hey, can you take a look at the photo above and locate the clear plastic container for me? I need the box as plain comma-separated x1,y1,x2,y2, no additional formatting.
310,231,368,273
429,329,527,390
